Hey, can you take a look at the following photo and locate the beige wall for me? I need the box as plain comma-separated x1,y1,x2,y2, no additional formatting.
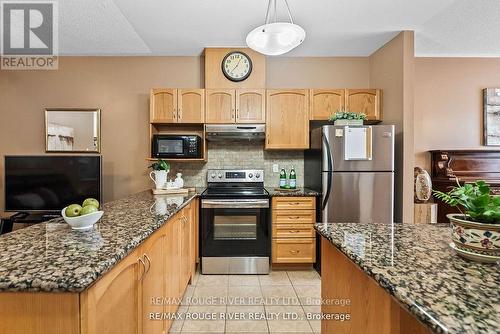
0,56,369,213
415,58,500,168
369,31,415,223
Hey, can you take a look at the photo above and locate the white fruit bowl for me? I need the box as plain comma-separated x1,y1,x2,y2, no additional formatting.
61,207,104,230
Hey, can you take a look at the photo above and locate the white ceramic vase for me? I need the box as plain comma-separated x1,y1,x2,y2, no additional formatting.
149,170,168,190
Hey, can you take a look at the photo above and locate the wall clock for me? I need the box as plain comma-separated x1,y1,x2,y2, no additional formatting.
221,51,253,82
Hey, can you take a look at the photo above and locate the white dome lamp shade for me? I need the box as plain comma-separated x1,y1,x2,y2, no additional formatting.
246,0,306,56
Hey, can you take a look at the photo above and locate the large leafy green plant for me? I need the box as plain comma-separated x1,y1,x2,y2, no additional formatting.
433,180,500,224
149,159,170,171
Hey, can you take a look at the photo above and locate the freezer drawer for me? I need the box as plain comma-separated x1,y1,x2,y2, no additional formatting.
322,172,394,224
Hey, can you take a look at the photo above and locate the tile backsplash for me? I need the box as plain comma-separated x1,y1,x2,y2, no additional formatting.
169,141,304,188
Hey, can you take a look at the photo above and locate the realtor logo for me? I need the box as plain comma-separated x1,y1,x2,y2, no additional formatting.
1,1,58,69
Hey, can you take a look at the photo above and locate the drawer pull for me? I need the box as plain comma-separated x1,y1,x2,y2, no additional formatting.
288,216,301,219
289,230,301,233
289,249,300,254
289,202,301,206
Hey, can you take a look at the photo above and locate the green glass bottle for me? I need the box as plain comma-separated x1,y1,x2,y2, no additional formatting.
279,168,287,188
289,166,297,189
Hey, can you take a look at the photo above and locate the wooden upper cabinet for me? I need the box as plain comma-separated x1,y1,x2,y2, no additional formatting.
177,89,205,123
345,89,381,121
309,89,345,120
81,249,141,334
236,89,266,123
205,89,236,123
150,88,177,123
266,89,309,149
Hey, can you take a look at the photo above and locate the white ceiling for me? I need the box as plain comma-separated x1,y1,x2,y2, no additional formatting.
47,0,500,56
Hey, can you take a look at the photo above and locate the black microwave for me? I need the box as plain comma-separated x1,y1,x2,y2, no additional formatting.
152,135,202,159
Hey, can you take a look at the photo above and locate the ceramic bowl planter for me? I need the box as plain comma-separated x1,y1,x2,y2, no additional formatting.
448,213,500,263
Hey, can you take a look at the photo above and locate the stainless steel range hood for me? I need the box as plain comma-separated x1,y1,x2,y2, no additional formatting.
205,124,265,141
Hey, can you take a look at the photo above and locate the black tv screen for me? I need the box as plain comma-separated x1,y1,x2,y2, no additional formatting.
4,155,102,212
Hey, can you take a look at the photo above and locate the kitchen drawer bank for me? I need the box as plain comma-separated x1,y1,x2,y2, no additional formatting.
0,190,200,334
316,222,499,334
271,196,317,264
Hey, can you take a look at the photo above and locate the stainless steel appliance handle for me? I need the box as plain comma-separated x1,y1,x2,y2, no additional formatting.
201,199,270,209
322,135,333,211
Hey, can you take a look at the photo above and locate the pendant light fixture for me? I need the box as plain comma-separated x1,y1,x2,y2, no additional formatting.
246,0,305,56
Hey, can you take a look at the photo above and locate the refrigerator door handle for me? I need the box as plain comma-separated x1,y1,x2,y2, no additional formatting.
322,135,333,211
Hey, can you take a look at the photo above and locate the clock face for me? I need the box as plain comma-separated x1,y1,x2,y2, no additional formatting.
221,51,253,82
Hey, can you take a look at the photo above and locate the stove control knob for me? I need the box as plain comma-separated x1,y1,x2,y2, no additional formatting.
248,173,253,178
217,173,223,179
255,173,261,179
210,172,216,179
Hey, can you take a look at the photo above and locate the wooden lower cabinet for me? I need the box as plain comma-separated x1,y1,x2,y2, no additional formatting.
80,248,142,334
321,238,431,334
0,199,198,334
140,227,167,334
271,197,316,264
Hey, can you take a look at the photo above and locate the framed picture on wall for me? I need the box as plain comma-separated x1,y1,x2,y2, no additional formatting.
483,88,500,146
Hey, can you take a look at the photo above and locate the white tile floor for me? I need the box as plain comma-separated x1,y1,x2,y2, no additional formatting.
169,269,321,333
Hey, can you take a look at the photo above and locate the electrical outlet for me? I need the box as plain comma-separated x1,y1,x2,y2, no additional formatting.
272,164,279,173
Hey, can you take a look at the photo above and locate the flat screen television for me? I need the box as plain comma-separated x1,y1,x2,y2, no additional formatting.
4,155,102,213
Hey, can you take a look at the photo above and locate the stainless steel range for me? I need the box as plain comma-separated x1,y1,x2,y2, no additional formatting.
200,169,270,274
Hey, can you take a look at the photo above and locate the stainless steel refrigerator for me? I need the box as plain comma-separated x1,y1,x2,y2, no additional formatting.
305,124,395,224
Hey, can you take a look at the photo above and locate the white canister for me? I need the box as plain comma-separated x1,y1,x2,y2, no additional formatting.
149,170,168,190
174,173,184,188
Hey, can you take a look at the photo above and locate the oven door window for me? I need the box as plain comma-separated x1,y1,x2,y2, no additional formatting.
158,139,183,154
214,215,257,240
202,207,270,257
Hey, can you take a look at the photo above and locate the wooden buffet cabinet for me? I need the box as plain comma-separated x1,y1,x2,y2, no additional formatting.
0,200,198,334
430,150,500,223
271,197,316,264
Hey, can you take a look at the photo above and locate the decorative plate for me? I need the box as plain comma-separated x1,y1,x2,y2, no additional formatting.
449,242,500,263
414,167,432,203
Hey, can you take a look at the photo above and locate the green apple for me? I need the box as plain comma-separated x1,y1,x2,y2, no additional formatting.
81,205,98,216
82,198,99,209
65,204,82,217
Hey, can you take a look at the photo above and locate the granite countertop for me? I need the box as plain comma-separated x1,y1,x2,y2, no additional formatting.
266,187,320,197
315,223,499,334
0,190,199,293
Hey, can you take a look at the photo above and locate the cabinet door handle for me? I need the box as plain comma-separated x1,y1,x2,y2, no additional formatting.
173,108,177,119
144,254,151,274
178,109,182,120
138,257,146,281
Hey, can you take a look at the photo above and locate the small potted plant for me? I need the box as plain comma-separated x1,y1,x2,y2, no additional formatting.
329,107,367,126
433,179,500,262
148,159,170,190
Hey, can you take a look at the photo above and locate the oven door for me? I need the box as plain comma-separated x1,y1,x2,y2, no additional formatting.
201,198,270,258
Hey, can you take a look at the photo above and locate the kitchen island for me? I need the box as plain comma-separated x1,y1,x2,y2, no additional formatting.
315,222,499,334
0,190,200,334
